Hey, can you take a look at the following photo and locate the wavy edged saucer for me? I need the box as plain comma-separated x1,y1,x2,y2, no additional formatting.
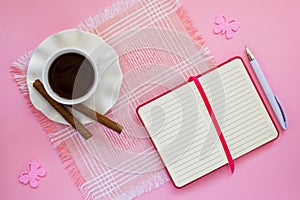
27,29,122,124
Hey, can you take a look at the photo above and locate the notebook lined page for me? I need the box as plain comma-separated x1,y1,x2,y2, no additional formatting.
199,59,278,159
137,81,227,187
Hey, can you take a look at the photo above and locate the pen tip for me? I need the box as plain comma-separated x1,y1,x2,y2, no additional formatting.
245,46,250,52
245,46,255,61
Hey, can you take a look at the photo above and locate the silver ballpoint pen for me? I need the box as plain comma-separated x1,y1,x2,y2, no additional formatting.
245,47,287,130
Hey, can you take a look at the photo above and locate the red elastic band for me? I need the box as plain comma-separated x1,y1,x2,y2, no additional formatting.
189,76,234,173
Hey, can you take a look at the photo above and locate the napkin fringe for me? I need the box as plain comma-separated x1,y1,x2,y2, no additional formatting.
78,170,170,200
176,6,216,67
176,6,204,46
10,51,33,95
56,143,86,188
176,7,205,46
118,170,170,200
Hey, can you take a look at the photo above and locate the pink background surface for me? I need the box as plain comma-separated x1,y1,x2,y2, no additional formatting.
1,0,299,199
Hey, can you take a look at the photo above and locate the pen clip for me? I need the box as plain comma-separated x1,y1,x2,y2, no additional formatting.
274,95,288,130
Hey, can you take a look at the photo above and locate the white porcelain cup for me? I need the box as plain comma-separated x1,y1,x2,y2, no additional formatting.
42,48,99,105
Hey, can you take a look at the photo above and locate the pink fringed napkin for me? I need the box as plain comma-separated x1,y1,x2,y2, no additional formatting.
11,0,215,199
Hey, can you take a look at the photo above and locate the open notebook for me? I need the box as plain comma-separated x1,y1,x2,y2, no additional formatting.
137,57,278,188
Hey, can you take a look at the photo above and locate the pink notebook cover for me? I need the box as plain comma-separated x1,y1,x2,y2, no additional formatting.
136,57,279,188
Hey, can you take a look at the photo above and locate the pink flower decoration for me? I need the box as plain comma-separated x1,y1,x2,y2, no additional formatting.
213,14,240,39
19,160,46,188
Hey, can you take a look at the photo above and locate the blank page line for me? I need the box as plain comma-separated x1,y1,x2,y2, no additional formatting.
205,80,247,102
171,139,219,163
226,116,267,139
210,87,251,110
159,123,207,146
202,67,241,88
160,126,208,150
143,94,193,117
176,152,222,178
141,87,195,117
228,124,269,149
148,96,197,116
223,109,261,130
202,72,242,92
172,147,219,172
153,113,206,141
177,157,224,182
223,109,262,130
233,134,272,156
169,139,217,168
227,115,262,141
149,103,200,129
230,126,270,151
215,100,256,119
156,120,206,143
162,131,210,156
164,133,215,157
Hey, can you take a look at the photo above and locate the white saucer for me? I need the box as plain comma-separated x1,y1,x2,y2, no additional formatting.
27,29,122,124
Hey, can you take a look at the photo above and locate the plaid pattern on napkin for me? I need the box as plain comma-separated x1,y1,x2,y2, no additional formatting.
11,0,215,199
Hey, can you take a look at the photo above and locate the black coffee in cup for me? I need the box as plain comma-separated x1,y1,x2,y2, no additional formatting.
48,53,95,100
